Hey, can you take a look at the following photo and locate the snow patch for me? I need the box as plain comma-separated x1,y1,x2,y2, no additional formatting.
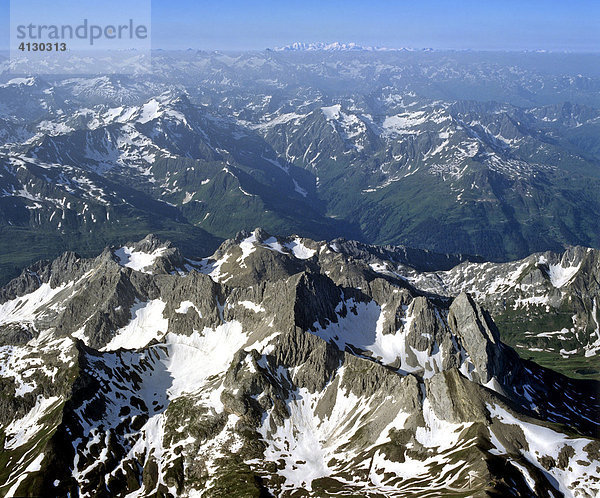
238,301,265,313
175,301,201,316
547,263,581,288
161,321,247,398
285,238,316,259
103,299,168,351
114,246,168,274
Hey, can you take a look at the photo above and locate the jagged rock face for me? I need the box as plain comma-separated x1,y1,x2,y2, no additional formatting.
447,293,508,384
0,229,599,497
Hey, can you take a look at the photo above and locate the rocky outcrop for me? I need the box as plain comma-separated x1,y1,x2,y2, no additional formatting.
448,293,504,384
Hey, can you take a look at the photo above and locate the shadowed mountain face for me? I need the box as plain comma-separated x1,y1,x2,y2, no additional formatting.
0,230,598,497
1,51,600,285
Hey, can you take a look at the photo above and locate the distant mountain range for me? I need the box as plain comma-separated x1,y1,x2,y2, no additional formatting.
271,43,578,54
273,42,432,52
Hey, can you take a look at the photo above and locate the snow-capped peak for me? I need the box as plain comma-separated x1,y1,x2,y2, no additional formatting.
274,42,383,52
273,42,428,52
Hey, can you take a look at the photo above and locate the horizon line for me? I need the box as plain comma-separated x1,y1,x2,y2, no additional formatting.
1,47,599,54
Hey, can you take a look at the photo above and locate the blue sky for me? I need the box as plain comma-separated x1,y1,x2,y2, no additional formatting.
1,0,598,51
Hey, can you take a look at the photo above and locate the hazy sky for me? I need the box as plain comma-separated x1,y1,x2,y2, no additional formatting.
1,0,598,51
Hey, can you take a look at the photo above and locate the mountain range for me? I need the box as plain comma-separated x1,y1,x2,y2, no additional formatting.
0,230,598,496
272,42,429,52
1,50,599,496
1,50,599,285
